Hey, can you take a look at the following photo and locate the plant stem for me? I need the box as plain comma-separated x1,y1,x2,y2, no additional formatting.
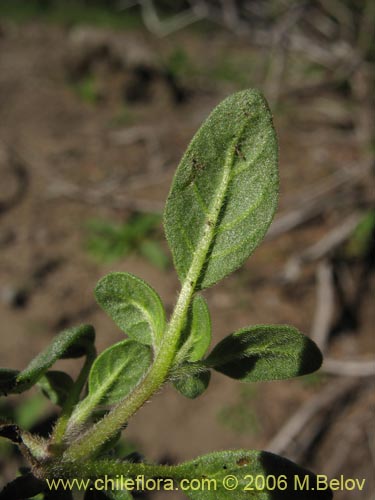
51,457,182,482
51,345,96,445
64,143,234,462
64,277,195,462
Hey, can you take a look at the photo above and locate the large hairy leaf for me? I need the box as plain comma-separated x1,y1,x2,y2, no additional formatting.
0,325,95,395
95,272,165,348
175,450,332,499
164,89,278,290
205,325,322,381
85,340,152,407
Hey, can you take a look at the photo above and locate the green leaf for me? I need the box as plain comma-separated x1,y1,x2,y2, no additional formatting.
205,325,322,382
178,295,212,363
175,449,332,499
173,371,210,399
164,89,278,290
37,371,74,406
172,295,211,398
85,340,152,407
95,272,166,348
0,325,95,395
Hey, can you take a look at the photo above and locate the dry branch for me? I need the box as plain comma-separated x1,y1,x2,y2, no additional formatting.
283,213,363,281
138,0,207,37
323,359,375,377
310,261,335,353
266,162,370,240
266,377,361,457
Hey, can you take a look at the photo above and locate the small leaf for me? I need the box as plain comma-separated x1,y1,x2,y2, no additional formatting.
3,325,95,394
172,296,211,398
0,325,94,395
95,272,166,348
176,449,332,499
85,340,152,407
205,325,322,381
37,371,74,406
164,89,278,290
174,371,210,399
178,295,211,363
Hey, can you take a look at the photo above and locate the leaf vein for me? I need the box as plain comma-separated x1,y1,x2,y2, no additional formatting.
118,301,156,341
210,207,267,262
192,182,209,214
216,178,270,235
229,139,267,181
175,219,195,253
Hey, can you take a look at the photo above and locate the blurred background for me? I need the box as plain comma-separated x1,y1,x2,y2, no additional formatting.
0,1,374,499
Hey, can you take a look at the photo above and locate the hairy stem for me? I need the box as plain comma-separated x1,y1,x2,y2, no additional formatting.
64,143,234,462
51,345,96,445
64,277,194,461
49,458,182,481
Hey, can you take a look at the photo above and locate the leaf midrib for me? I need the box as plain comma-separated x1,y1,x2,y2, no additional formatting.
89,355,136,406
184,123,249,287
119,300,159,345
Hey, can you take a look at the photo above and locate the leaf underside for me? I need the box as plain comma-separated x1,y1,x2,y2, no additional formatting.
176,450,332,499
205,325,323,381
178,294,211,362
173,295,212,398
87,340,152,406
164,89,278,290
0,325,94,395
95,272,165,348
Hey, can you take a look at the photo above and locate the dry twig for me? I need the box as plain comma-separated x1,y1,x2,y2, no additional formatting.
310,261,335,353
266,162,370,240
266,377,361,457
323,359,375,377
283,213,362,281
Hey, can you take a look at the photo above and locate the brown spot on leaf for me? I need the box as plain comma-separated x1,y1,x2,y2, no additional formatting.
236,457,250,466
235,144,246,160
